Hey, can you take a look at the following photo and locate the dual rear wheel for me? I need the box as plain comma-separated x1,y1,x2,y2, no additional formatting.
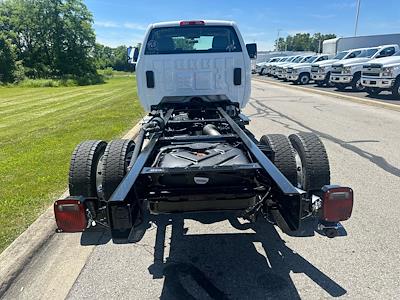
260,132,330,195
68,133,330,201
69,139,135,201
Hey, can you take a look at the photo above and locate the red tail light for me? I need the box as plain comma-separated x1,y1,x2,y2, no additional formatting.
54,197,88,232
180,20,205,26
321,186,354,222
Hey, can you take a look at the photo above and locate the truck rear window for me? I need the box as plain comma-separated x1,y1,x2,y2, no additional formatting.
144,26,242,55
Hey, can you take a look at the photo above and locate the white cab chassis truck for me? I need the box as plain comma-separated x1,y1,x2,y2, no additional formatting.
54,20,353,243
330,45,399,91
361,51,400,98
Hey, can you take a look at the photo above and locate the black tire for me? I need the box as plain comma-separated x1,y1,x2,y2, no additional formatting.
335,83,346,91
262,68,268,75
101,139,135,201
288,132,330,194
324,72,335,87
260,134,297,185
298,73,310,85
392,77,400,98
69,140,107,197
365,87,381,96
316,81,324,87
351,73,364,92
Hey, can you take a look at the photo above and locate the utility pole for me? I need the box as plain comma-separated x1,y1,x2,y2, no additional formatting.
276,29,282,51
354,0,361,36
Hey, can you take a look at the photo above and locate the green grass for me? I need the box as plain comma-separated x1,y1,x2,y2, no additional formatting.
0,76,144,252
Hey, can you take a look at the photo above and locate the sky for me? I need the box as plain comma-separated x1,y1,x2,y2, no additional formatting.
85,0,400,50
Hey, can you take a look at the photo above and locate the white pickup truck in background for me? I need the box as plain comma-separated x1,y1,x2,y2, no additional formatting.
330,44,399,91
361,51,400,97
286,54,329,84
275,55,302,79
310,49,368,87
257,57,282,75
274,55,301,79
267,57,291,76
280,55,312,80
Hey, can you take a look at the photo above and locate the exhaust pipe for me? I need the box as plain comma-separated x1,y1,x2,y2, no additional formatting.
203,124,220,136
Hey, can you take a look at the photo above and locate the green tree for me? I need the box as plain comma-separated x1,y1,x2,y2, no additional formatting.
274,32,337,52
274,37,286,51
93,44,135,72
93,43,115,69
0,0,97,79
0,34,17,83
311,33,337,53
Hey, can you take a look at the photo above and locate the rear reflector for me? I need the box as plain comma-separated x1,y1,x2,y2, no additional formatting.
321,186,353,222
180,20,205,26
54,196,88,232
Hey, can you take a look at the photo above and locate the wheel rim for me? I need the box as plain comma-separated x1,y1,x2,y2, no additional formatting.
301,76,308,84
95,154,105,199
293,149,306,189
356,79,364,91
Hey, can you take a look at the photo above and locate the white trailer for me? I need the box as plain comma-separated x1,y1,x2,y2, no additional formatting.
323,33,400,54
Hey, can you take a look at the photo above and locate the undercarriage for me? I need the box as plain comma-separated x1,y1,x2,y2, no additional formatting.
55,99,353,242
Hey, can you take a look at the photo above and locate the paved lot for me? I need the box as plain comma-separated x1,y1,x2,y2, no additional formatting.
254,74,400,106
3,80,400,299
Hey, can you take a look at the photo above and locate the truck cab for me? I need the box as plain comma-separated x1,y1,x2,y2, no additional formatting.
132,20,257,111
286,54,330,85
330,44,399,91
361,51,400,98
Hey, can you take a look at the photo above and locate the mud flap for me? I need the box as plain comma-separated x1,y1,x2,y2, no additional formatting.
108,202,139,242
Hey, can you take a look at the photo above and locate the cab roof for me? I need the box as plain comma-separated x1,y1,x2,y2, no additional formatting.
151,20,236,29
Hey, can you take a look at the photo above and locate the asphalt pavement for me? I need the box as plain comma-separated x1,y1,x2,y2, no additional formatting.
3,80,400,299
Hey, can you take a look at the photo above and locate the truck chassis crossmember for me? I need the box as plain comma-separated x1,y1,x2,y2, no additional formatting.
55,99,353,242
107,102,303,240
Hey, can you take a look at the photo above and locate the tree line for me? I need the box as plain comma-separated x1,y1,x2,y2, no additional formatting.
0,0,132,84
275,33,337,52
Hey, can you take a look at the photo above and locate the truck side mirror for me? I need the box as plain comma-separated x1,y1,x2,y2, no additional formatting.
246,43,257,59
127,46,139,63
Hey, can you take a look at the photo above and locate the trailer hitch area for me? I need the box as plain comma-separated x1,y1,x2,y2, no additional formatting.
317,222,341,238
